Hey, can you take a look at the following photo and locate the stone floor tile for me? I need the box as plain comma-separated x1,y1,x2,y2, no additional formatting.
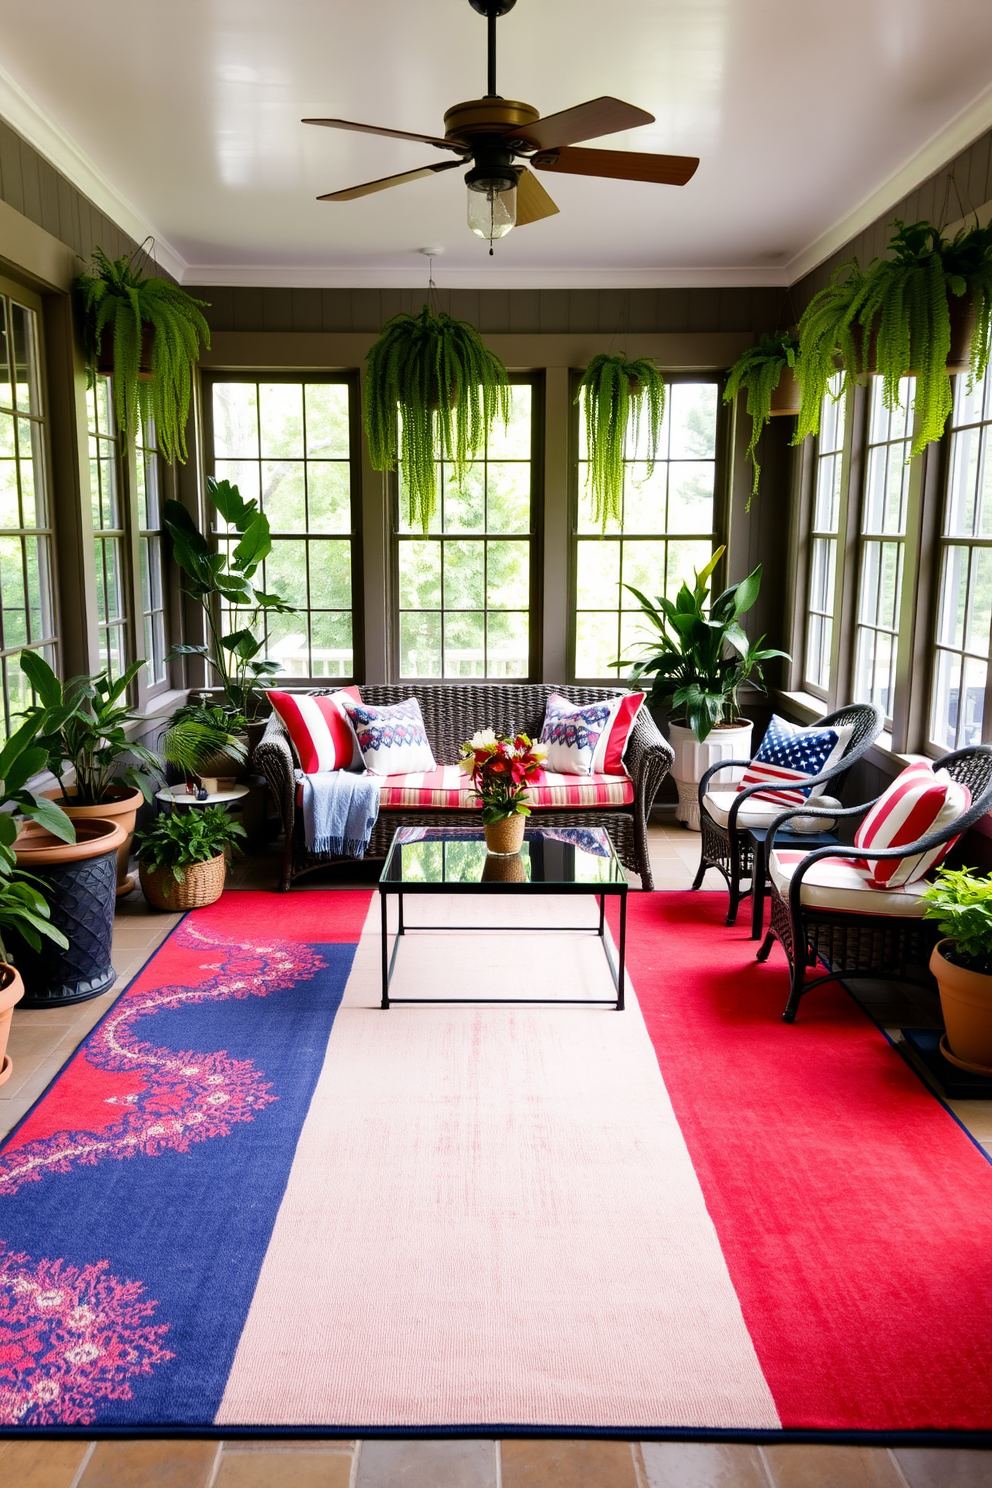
216,1448,352,1488
0,1439,92,1487
893,1446,992,1487
947,1102,992,1138
501,1438,640,1488
79,1439,220,1488
640,1441,772,1488
354,1439,496,1487
760,1444,906,1488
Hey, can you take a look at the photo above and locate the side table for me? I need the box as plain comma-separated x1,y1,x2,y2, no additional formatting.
747,824,839,939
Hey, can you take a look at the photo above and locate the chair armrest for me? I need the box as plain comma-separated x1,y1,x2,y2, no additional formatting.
624,708,674,815
697,757,753,806
254,714,297,833
764,801,875,862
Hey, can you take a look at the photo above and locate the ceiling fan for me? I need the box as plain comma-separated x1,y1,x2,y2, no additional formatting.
303,0,699,252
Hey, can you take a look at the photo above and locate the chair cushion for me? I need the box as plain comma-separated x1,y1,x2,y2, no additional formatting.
295,766,635,811
769,849,929,917
704,791,842,832
538,693,623,775
738,714,853,806
267,686,363,772
340,696,437,776
853,761,971,887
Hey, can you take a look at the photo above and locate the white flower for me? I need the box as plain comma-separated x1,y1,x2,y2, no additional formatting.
531,742,549,762
468,728,496,749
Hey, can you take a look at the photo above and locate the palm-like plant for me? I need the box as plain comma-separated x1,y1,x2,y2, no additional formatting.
576,355,667,531
364,305,510,533
723,332,799,505
620,547,789,741
75,246,210,462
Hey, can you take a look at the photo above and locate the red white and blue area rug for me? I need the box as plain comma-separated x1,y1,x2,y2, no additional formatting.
0,889,990,1441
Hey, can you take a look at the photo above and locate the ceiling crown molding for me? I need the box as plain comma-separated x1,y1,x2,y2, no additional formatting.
0,59,186,282
179,263,790,289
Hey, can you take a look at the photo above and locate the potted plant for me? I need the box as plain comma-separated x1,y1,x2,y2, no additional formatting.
923,867,992,1074
364,305,510,533
458,729,547,855
74,245,211,462
723,332,799,506
161,703,249,786
134,806,245,911
576,354,667,531
164,477,296,724
793,260,869,444
620,547,788,830
19,651,162,896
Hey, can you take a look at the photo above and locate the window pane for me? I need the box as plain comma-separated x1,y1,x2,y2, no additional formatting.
307,463,351,533
305,384,350,459
308,539,351,610
400,612,441,677
213,383,259,458
262,461,306,531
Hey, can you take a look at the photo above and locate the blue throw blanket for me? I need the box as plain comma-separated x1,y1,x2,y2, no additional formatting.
297,769,380,858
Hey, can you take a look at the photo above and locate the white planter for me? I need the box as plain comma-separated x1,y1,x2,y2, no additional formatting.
669,721,754,832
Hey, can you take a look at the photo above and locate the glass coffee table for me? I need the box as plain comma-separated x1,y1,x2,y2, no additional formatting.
378,826,628,1011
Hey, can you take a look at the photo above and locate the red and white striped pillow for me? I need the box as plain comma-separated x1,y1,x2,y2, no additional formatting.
267,687,363,773
853,761,971,888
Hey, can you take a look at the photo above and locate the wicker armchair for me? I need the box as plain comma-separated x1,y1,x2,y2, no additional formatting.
756,745,992,1021
692,703,885,926
254,683,673,891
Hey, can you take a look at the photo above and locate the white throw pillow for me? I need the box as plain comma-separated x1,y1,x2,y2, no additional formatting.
538,693,623,776
340,697,436,776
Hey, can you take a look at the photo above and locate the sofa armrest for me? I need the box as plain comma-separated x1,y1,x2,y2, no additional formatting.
254,713,297,834
625,708,674,818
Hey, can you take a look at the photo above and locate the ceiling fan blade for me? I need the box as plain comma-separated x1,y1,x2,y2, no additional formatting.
507,96,654,152
318,160,463,202
303,117,466,153
530,145,699,186
514,168,559,227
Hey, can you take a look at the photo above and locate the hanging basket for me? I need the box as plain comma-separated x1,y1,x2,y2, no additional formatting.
140,853,227,912
769,365,801,416
97,323,155,381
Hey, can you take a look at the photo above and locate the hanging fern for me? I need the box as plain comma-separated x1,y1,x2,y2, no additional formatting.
576,355,667,531
723,331,799,507
938,219,992,388
793,261,868,445
74,247,210,463
364,305,510,533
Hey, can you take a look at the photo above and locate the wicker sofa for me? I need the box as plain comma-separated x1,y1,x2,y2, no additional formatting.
255,683,673,891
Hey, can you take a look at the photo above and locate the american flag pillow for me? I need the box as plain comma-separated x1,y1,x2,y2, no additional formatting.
737,714,852,807
853,761,971,888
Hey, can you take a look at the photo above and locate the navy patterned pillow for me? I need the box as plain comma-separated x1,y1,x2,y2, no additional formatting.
340,697,437,776
538,693,621,776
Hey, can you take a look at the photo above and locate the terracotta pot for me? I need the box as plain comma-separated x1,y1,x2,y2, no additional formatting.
769,365,801,417
930,939,992,1071
484,815,526,855
140,853,227,912
0,964,24,1088
46,785,145,896
668,720,754,832
12,818,125,1007
480,851,528,883
97,323,154,380
195,737,250,781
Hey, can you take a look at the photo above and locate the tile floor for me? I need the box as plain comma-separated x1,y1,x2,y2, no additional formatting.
0,815,988,1487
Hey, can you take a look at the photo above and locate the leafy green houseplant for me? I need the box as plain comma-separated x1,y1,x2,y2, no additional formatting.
922,866,992,1072
0,713,73,963
164,477,296,720
364,305,510,533
161,704,248,780
576,355,667,531
723,332,799,505
74,246,210,462
621,546,788,741
793,261,868,444
134,806,245,911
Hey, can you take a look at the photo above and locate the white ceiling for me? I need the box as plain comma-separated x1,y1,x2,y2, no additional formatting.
2,0,992,288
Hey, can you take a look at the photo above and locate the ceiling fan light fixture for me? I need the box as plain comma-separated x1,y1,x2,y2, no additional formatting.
467,180,517,244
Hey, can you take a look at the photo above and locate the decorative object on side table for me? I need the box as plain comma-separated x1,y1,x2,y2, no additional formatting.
922,867,992,1075
620,546,788,830
19,650,163,895
135,806,245,912
458,729,548,855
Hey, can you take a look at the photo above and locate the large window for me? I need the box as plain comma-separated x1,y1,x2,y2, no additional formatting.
573,380,720,680
852,376,915,720
0,284,56,734
396,381,535,679
87,380,128,679
930,368,992,750
803,375,846,695
208,377,358,680
136,416,167,689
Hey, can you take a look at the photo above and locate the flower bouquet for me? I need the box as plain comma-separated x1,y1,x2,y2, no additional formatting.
458,729,547,854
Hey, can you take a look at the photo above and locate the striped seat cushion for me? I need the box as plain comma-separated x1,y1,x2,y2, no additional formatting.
853,761,971,887
770,849,930,917
295,766,633,811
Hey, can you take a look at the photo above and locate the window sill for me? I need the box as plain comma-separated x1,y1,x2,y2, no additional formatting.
774,689,928,774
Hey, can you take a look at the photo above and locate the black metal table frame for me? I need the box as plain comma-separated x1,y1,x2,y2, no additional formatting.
746,824,838,939
379,880,627,1011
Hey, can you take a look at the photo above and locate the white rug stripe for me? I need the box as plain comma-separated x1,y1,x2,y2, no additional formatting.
217,895,779,1428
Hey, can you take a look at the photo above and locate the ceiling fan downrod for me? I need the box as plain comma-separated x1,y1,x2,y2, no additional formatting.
468,0,517,98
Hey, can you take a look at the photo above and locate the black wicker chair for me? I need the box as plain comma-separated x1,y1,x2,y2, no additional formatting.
254,683,673,891
755,745,992,1021
692,703,885,926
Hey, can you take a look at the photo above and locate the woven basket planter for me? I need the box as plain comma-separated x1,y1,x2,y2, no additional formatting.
139,853,227,912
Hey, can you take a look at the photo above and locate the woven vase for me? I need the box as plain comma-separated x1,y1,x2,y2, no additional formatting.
480,851,527,883
483,815,526,855
140,854,227,912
